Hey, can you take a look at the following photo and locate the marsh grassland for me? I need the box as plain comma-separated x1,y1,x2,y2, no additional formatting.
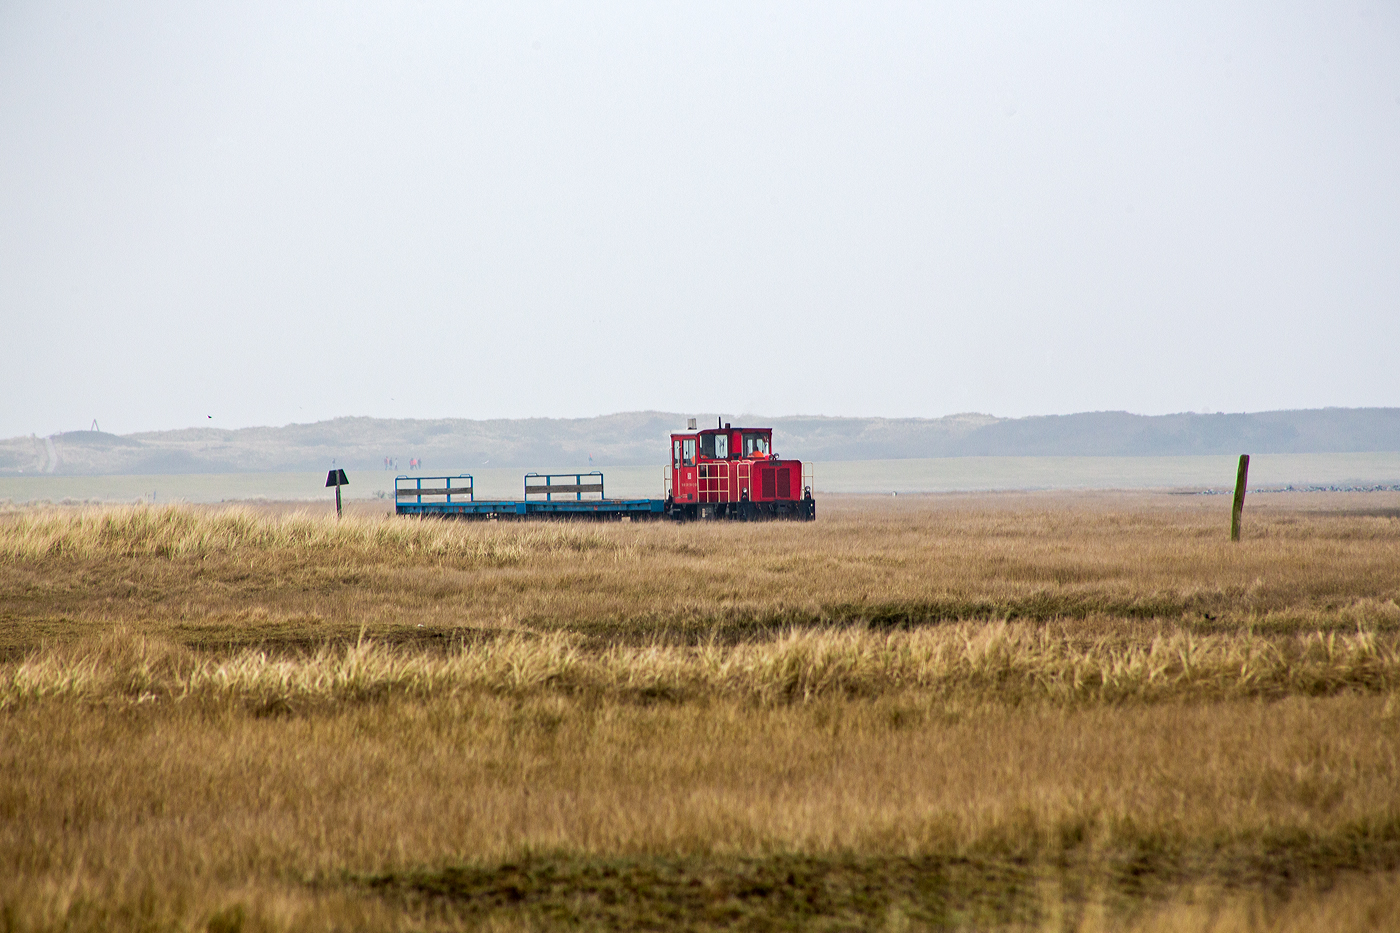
2,492,1400,931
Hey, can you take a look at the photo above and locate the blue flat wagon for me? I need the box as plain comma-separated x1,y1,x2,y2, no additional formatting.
395,472,666,521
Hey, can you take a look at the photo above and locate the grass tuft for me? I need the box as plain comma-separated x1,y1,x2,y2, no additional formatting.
5,623,1399,709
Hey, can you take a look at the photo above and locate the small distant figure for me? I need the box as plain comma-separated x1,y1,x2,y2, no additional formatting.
384,456,390,471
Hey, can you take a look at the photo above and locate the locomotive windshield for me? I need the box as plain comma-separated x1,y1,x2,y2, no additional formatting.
742,433,770,457
699,432,729,459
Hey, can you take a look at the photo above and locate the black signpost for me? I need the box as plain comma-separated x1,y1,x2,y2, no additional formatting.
326,469,349,519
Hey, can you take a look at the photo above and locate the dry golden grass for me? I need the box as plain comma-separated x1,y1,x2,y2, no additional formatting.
3,688,1399,930
2,493,1399,931
5,622,1400,709
3,492,1399,654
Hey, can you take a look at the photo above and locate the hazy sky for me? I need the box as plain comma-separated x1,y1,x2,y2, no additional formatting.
2,2,1397,437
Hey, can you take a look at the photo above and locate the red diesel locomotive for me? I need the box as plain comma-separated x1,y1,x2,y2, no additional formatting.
666,419,815,521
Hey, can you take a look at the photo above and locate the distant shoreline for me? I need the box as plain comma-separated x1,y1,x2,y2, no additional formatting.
4,408,1400,478
2,452,1399,504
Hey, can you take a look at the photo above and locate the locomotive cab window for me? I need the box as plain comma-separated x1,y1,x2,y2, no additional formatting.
682,438,696,466
673,440,682,469
742,433,770,457
699,433,728,460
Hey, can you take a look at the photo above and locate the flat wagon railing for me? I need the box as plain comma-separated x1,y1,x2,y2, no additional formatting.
524,471,604,501
395,474,474,505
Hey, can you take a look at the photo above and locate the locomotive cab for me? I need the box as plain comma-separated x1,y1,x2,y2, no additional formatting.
666,421,813,521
